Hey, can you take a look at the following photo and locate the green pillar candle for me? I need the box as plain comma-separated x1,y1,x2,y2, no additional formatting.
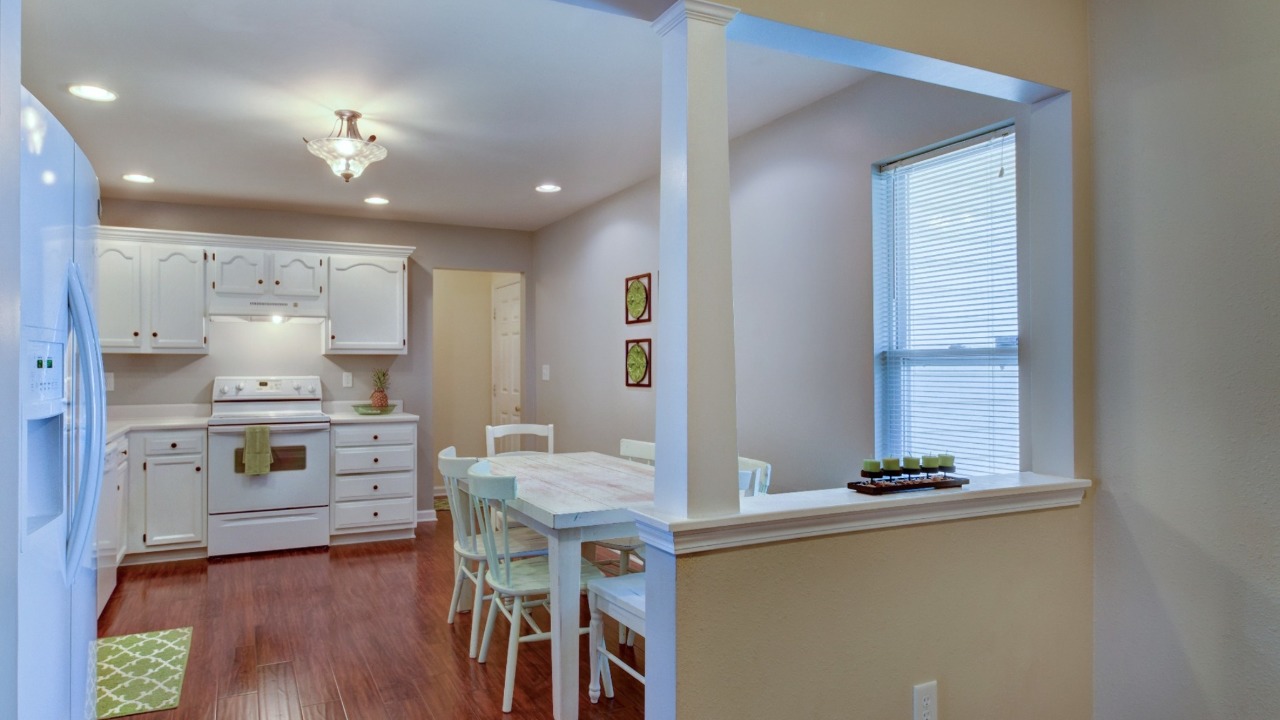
881,457,901,471
902,456,920,470
862,459,881,473
922,455,940,470
938,453,955,467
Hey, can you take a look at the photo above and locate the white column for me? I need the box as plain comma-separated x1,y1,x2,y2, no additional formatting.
651,0,741,520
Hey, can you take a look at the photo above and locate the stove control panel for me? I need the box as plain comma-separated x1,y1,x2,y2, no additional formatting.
213,376,322,401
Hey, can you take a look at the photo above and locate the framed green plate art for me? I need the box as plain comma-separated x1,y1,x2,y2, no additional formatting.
625,272,651,324
625,338,652,387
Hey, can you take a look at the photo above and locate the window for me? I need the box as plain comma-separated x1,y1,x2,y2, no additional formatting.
874,128,1018,476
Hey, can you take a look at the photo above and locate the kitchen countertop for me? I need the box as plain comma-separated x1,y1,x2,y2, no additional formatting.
105,402,418,443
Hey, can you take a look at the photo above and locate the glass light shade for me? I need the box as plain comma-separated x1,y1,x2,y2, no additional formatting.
305,110,387,182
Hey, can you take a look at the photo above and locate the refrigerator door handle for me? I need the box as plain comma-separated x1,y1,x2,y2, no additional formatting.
64,262,105,584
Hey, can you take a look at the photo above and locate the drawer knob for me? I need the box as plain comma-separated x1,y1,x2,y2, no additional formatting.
373,511,379,517
132,331,139,337
195,466,201,472
373,434,379,441
170,442,177,449
373,457,379,464
258,279,264,285
122,450,127,455
373,484,379,491
274,280,280,285
152,331,158,338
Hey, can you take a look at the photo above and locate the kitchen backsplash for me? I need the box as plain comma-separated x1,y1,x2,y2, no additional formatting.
103,320,405,407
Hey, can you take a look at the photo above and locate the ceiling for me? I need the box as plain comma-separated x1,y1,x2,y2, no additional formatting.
22,0,869,232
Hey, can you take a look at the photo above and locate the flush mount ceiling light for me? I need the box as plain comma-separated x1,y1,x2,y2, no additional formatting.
122,173,154,183
535,183,562,193
364,196,389,205
304,109,387,182
68,84,117,102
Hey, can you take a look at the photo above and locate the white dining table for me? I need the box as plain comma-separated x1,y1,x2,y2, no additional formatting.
485,451,655,719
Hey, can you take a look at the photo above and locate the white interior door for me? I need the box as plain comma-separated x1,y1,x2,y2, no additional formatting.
491,277,522,453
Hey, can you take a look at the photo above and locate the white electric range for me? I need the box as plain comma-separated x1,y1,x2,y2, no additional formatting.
206,376,330,556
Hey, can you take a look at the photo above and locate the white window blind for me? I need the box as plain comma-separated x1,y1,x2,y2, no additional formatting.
874,129,1019,476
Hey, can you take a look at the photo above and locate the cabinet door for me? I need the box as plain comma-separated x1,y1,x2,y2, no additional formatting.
209,247,267,298
143,454,206,546
97,240,145,350
272,251,327,316
149,245,207,351
326,255,406,354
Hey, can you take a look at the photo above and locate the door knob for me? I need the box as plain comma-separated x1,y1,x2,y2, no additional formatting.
514,406,521,413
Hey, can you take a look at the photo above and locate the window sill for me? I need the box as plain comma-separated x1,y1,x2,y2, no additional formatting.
631,472,1091,555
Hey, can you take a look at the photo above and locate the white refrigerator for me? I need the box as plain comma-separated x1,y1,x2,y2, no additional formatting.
14,87,105,720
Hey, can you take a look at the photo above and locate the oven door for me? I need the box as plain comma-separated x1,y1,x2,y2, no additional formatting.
207,423,330,513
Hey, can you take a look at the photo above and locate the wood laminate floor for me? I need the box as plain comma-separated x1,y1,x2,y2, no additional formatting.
98,513,645,719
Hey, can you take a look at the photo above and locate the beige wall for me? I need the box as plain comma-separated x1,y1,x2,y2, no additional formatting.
1091,1,1280,717
431,270,505,475
101,199,534,510
676,505,1092,719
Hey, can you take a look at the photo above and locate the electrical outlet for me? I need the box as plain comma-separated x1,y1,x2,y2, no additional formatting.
913,681,937,720
104,372,114,392
342,372,353,388
541,364,550,381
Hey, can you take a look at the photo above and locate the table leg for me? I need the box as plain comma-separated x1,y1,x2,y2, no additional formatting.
548,528,582,720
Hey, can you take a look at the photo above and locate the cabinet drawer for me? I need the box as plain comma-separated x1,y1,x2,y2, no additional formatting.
333,446,414,475
334,471,415,502
143,433,205,456
332,497,416,530
333,423,415,448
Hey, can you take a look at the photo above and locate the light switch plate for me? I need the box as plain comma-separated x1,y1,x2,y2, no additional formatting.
104,372,114,392
342,372,353,388
541,364,550,381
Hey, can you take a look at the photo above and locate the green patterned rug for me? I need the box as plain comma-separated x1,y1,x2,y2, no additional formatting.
96,627,192,719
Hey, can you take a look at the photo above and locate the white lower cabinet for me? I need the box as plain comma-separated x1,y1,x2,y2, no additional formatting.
330,421,418,535
96,438,128,617
128,429,207,552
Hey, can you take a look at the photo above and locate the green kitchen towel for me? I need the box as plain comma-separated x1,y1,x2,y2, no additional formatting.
243,425,272,476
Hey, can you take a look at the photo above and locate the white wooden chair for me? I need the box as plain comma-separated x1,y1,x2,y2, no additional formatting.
588,572,646,704
438,447,547,659
486,423,554,456
738,456,772,496
618,438,655,465
467,460,605,713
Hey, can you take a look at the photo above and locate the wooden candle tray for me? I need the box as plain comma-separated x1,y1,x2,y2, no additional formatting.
847,475,970,495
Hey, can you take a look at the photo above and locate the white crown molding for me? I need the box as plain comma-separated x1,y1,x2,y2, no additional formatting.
632,472,1091,555
98,225,415,259
652,0,739,37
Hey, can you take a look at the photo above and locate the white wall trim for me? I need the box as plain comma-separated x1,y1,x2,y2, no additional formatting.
632,472,1090,554
417,509,437,523
652,0,738,36
99,225,415,259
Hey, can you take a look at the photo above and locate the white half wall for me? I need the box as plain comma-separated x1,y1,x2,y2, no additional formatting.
533,72,1021,491
1092,1,1280,717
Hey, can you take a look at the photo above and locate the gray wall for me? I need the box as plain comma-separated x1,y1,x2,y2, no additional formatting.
1092,0,1280,717
101,200,535,509
532,74,1021,491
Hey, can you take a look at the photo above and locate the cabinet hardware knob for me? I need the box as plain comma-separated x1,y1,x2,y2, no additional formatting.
331,334,336,340
373,434,379,441
116,485,120,491
122,450,127,455
133,331,139,337
274,280,280,285
373,484,379,491
195,466,201,472
152,331,158,338
170,442,177,449
258,279,264,284
373,511,379,517
373,457,379,463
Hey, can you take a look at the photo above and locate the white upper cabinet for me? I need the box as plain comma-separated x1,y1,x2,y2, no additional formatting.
98,227,410,354
97,240,145,350
97,239,206,354
326,255,407,354
150,246,207,350
208,248,327,317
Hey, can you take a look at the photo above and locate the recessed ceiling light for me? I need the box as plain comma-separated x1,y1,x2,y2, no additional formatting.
68,84,117,102
364,196,389,205
122,174,154,184
535,183,562,193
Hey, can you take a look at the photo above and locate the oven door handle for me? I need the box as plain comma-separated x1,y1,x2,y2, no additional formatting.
208,423,330,435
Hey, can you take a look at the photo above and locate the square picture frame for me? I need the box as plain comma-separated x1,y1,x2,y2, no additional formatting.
625,338,652,387
624,272,651,324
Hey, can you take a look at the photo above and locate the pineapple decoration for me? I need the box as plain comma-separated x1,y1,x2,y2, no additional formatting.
370,368,390,409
